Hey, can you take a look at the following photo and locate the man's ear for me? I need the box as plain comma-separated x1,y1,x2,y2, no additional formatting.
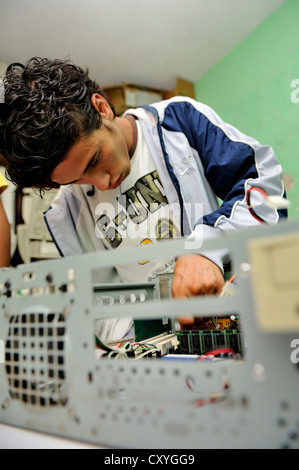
91,93,114,120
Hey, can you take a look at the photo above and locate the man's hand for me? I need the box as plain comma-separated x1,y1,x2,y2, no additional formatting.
171,254,225,330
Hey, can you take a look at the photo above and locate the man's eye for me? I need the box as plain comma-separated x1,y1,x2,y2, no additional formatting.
90,154,100,168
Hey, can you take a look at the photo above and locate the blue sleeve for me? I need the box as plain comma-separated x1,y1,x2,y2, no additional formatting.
161,99,287,227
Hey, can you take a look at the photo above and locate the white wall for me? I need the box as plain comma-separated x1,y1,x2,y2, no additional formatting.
0,61,16,259
0,167,16,259
0,60,8,76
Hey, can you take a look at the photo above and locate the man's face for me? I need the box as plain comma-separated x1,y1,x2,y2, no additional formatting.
51,117,131,191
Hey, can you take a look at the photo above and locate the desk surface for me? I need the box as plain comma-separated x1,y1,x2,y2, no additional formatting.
0,423,105,449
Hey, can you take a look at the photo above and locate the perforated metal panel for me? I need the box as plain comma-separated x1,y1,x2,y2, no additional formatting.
1,220,299,449
5,309,67,407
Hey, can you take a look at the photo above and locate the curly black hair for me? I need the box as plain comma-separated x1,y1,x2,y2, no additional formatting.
0,57,115,192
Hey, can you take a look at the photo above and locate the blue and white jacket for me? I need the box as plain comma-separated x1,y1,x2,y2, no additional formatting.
44,97,287,277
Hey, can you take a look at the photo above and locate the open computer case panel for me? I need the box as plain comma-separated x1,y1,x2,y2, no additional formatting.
0,219,299,449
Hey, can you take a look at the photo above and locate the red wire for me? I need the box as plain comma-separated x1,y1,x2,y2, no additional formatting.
246,186,268,200
246,187,268,224
202,347,236,357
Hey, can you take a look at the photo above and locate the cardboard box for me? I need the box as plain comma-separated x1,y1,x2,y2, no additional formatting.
103,77,194,115
103,82,165,116
164,77,195,100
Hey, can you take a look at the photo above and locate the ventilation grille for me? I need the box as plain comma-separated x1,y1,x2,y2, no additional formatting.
5,311,68,407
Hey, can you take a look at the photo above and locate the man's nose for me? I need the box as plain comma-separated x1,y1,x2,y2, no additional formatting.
84,172,110,191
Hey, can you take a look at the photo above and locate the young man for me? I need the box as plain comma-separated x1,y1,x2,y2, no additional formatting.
0,172,10,267
0,58,287,334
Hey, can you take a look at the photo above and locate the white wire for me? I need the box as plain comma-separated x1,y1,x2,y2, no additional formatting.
106,342,160,360
126,348,160,360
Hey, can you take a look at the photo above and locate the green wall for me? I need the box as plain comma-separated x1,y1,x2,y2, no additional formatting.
194,0,299,218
